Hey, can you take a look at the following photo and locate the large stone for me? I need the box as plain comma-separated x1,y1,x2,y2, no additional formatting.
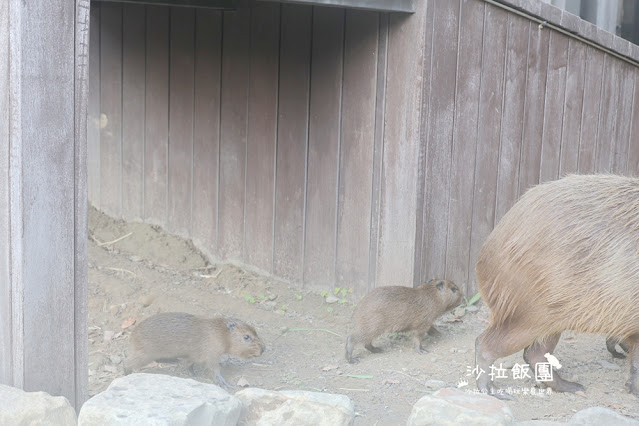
0,384,76,426
235,388,354,426
568,407,639,425
407,387,515,425
78,373,242,425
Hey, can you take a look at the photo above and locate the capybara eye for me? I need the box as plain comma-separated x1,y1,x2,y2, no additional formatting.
451,286,457,293
243,334,251,341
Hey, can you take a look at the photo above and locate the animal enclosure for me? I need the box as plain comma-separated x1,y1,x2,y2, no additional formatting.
88,0,639,297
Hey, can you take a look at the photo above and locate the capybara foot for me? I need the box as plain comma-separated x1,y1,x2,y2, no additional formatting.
415,346,429,354
477,381,515,401
606,336,627,359
347,357,360,364
365,343,383,353
547,375,585,393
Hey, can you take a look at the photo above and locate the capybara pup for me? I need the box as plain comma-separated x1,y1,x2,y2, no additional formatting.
124,312,265,387
475,174,639,398
346,279,462,363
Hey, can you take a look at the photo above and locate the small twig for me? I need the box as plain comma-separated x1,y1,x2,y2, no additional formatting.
103,267,136,277
281,328,342,338
382,369,423,383
98,232,133,246
199,268,224,279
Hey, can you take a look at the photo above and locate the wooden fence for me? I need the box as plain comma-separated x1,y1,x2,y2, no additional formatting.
88,0,639,296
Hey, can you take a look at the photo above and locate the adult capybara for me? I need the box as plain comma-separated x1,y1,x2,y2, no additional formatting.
346,279,462,363
124,312,265,387
475,174,639,399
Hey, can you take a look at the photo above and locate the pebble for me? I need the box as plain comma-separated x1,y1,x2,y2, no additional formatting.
129,255,142,262
325,295,339,304
423,379,447,390
466,306,478,312
599,359,620,370
110,355,122,365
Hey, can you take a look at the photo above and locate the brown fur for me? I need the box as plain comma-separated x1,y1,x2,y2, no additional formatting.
124,312,265,387
475,174,639,398
345,279,462,363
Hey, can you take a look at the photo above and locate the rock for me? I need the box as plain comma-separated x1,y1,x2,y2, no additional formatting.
110,355,122,365
0,384,76,426
515,421,562,426
466,306,479,312
568,407,639,425
599,360,621,370
325,295,339,304
235,388,354,426
423,379,448,390
138,294,156,307
407,387,515,425
78,373,242,426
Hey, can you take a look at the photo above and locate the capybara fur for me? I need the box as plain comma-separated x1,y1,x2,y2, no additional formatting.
345,279,462,363
124,312,265,387
475,174,639,399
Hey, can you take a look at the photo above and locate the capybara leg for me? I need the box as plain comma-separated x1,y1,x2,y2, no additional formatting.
188,363,198,377
412,330,428,354
526,334,584,393
619,339,630,356
365,343,383,353
624,335,639,396
606,335,627,359
346,335,359,364
123,353,153,375
475,325,535,400
427,326,442,337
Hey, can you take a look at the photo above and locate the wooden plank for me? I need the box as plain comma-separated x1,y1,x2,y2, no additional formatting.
304,6,344,289
419,0,458,282
539,31,568,183
218,4,250,259
245,3,279,272
0,0,9,385
367,12,388,290
144,6,169,225
517,23,550,196
628,68,639,176
121,4,145,221
336,9,378,292
192,9,221,257
167,7,195,237
595,54,619,173
445,0,484,295
88,4,101,208
467,4,508,295
611,61,635,174
99,3,122,217
74,0,91,406
494,13,528,225
376,0,426,287
558,39,585,175
578,47,604,173
273,3,312,281
19,0,76,401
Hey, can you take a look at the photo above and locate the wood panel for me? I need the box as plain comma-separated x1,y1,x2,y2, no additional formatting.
419,0,458,282
518,24,550,196
611,62,635,174
539,31,569,183
596,54,620,173
468,4,508,295
88,4,101,208
0,0,9,385
218,5,250,260
558,39,585,175
99,3,122,216
192,9,222,257
245,2,279,272
494,13,528,224
304,6,344,289
273,4,312,281
377,0,426,287
144,6,169,225
578,47,604,173
336,10,378,292
121,4,145,221
628,69,639,175
167,7,195,236
445,0,484,293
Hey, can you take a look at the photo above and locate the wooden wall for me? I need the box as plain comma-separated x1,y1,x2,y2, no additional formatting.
89,0,639,297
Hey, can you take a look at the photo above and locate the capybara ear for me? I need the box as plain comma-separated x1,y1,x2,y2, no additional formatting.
426,278,434,284
226,320,237,332
436,281,445,291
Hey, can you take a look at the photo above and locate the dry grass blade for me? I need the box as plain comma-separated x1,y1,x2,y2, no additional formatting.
103,267,136,277
98,232,133,246
281,327,342,338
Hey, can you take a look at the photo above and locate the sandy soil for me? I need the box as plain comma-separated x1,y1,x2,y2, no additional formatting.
88,206,639,424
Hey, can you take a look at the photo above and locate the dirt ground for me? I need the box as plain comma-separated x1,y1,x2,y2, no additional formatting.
88,206,639,425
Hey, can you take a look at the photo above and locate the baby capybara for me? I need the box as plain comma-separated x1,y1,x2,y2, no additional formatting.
346,279,462,363
475,174,639,399
124,312,265,387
